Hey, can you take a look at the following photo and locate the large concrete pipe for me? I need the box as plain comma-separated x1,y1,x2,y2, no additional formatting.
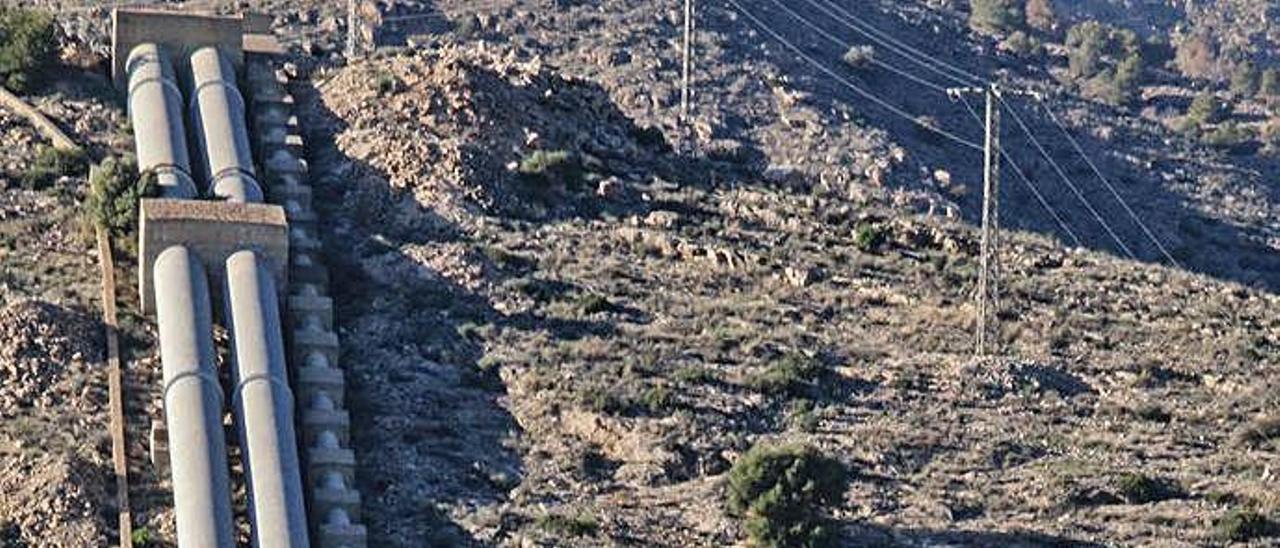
224,250,310,547
188,46,264,203
126,43,198,199
154,246,236,548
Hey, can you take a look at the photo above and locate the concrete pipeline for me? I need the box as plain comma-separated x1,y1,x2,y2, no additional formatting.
188,46,264,203
153,245,236,548
224,249,310,547
125,43,198,199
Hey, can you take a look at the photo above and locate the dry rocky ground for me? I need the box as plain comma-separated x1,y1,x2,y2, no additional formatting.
295,22,1280,548
2,0,1280,546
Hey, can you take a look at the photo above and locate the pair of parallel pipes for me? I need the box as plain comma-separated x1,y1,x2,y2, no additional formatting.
128,43,308,547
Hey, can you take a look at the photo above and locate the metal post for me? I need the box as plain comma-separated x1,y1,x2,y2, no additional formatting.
225,250,310,547
153,246,236,548
977,84,1001,356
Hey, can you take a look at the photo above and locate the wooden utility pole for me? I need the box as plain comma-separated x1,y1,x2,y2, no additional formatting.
976,83,1002,356
346,0,360,58
680,0,694,123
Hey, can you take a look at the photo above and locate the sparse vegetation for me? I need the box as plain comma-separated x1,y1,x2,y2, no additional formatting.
727,443,848,548
1113,473,1181,504
1200,121,1255,150
1185,91,1227,129
1215,509,1277,542
19,145,88,190
1233,416,1280,448
1259,68,1280,100
0,7,56,93
1065,21,1143,105
131,526,152,547
1175,34,1218,81
969,0,1024,35
1024,0,1056,33
853,223,886,252
518,149,583,191
1229,60,1259,97
535,511,599,538
1000,31,1040,56
747,353,824,397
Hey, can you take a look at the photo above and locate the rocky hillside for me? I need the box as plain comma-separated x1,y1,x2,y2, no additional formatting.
1,0,1277,546
293,8,1280,546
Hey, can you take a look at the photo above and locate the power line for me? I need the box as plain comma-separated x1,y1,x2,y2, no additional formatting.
1039,102,1183,268
762,0,952,94
998,95,1137,259
957,95,1084,248
723,0,983,151
804,0,985,87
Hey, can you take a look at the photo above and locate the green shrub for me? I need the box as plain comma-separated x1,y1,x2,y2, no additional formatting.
1230,60,1259,97
131,526,152,547
1186,92,1227,128
969,0,1024,35
747,353,823,397
535,511,599,538
1113,473,1181,504
1200,121,1255,149
0,8,56,93
853,223,886,252
518,149,583,191
1259,68,1280,99
83,156,153,241
1215,509,1277,542
1024,0,1056,32
20,145,88,190
1000,31,1040,56
576,292,614,315
727,443,849,548
1065,21,1143,104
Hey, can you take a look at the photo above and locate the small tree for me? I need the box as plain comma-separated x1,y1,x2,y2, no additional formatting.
0,8,56,93
84,156,153,243
1230,60,1259,97
1175,34,1218,81
1186,91,1227,128
1066,21,1108,79
1066,21,1143,105
1025,0,1057,33
1259,68,1280,100
727,443,849,548
969,0,1024,35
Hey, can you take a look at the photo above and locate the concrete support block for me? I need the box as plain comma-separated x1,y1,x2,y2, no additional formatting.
289,293,332,331
267,181,313,211
297,367,345,410
311,478,362,525
290,254,329,286
301,406,351,449
307,443,357,491
316,520,368,548
291,328,339,372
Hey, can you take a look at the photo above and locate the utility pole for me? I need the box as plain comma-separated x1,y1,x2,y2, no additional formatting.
680,0,694,124
948,83,1002,356
346,0,360,59
976,83,1001,356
